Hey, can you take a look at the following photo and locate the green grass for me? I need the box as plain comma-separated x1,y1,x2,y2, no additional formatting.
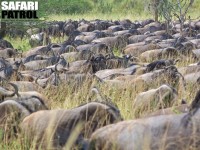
4,36,66,52
46,0,200,21
4,37,31,52
0,51,199,149
4,0,199,52
47,13,152,22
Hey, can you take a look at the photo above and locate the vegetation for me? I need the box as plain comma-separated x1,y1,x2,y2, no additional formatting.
0,62,198,149
44,0,200,20
0,0,200,149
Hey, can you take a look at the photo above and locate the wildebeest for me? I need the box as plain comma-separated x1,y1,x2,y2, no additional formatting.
62,20,78,36
21,101,122,149
1,17,200,149
23,55,60,70
0,83,46,140
129,65,184,89
0,100,30,140
88,90,200,150
24,45,54,57
178,65,200,76
184,71,200,85
1,83,48,110
123,42,161,57
10,81,40,92
133,84,178,118
92,35,128,50
0,39,13,49
0,48,18,58
80,54,107,74
78,23,95,32
105,54,135,69
145,103,189,117
145,59,179,72
94,64,140,81
139,47,179,62
128,34,148,44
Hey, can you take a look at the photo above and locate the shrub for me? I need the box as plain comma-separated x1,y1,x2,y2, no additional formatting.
40,0,92,15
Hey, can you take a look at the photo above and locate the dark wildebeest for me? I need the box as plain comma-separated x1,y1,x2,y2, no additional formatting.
146,59,179,72
80,54,107,74
0,39,13,49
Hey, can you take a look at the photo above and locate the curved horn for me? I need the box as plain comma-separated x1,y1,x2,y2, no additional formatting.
35,76,40,85
9,83,20,97
0,83,19,98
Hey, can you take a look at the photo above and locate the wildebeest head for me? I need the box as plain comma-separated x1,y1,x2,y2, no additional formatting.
63,22,77,36
174,36,188,48
12,60,24,70
82,54,107,74
164,65,181,79
163,65,185,88
146,59,179,72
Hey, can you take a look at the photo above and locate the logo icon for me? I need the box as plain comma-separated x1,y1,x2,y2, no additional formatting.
1,1,39,20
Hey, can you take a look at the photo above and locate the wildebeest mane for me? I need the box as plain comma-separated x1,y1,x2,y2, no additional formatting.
17,101,34,113
16,95,48,113
31,95,48,109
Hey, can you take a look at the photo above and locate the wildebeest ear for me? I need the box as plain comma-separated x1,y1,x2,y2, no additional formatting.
8,83,21,97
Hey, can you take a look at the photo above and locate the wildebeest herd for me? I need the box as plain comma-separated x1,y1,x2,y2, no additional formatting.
0,18,200,149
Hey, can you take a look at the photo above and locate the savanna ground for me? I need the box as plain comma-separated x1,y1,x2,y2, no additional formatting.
1,0,200,149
